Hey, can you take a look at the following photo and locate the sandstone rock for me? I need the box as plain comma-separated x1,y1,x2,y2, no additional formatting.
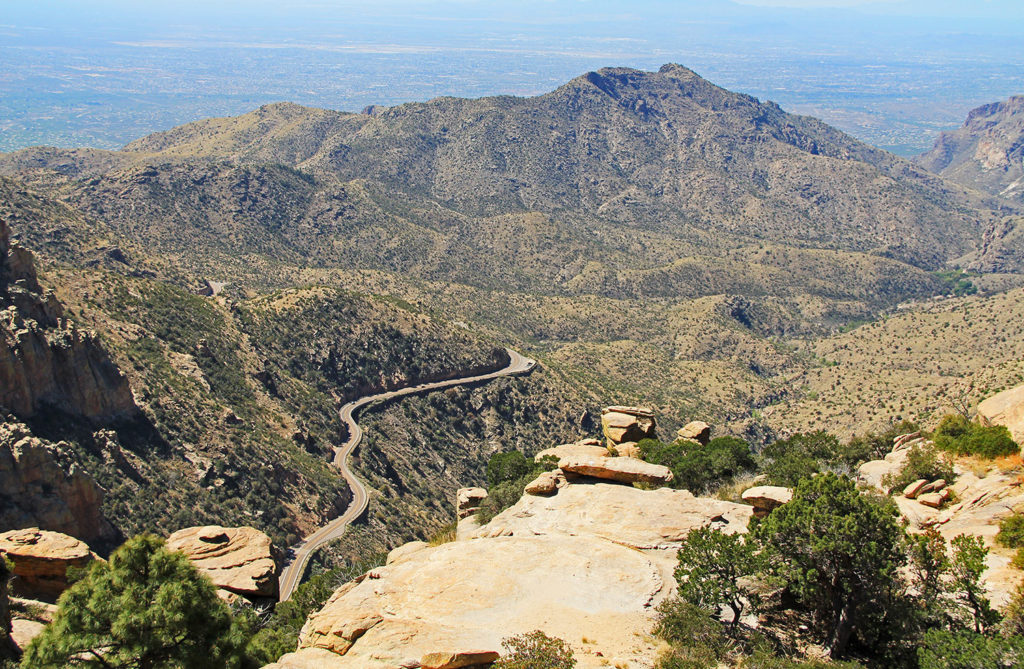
421,650,500,669
524,469,565,496
977,383,1024,445
558,455,672,485
741,486,793,517
534,440,608,462
918,492,944,509
166,525,278,598
387,541,429,566
677,421,711,445
455,487,487,519
455,515,481,542
601,406,656,450
857,443,912,492
294,535,665,668
474,482,752,549
0,421,118,548
0,528,97,600
10,619,45,653
893,432,922,450
614,441,641,458
903,479,930,499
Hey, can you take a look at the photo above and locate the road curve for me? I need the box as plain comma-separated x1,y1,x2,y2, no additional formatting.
278,348,536,600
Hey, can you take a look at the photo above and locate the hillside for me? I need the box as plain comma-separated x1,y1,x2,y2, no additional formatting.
2,64,1024,579
919,96,1024,205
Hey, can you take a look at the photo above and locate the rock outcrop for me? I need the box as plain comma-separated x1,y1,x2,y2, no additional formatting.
600,406,656,450
455,487,487,519
677,421,711,445
534,438,608,461
0,557,15,661
977,383,1024,446
0,421,118,547
269,535,666,669
166,526,278,598
473,481,752,549
0,528,98,600
741,486,793,518
0,217,136,421
559,454,673,485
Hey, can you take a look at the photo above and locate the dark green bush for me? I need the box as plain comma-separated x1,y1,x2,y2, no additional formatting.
477,452,558,523
843,420,919,466
654,599,729,669
487,451,535,488
997,515,1024,549
918,629,1024,669
639,436,755,493
933,415,1019,458
762,431,843,486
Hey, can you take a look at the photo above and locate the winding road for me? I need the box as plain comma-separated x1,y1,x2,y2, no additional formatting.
277,348,536,601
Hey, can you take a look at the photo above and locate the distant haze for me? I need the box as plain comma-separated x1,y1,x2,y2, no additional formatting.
2,0,1022,154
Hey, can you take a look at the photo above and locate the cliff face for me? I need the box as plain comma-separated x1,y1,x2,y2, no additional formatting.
0,217,136,421
918,96,1024,205
0,421,118,548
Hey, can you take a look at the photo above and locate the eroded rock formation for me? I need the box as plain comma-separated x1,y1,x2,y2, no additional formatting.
0,421,117,547
166,525,279,598
977,383,1024,446
0,528,98,600
0,217,136,421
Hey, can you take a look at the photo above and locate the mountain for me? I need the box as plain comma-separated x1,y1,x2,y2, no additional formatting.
919,95,1024,205
1,63,1023,575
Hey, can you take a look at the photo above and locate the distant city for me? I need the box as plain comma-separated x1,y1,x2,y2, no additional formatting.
3,0,1023,156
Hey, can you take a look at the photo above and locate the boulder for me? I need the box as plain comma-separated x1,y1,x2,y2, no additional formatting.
918,492,944,509
903,479,930,499
0,528,97,600
614,441,641,458
977,383,1024,445
166,525,278,598
857,444,912,492
386,541,429,566
10,619,45,653
474,482,753,549
455,487,488,519
523,469,565,496
893,432,922,450
601,406,656,449
741,486,793,517
677,421,712,445
534,440,608,462
292,535,666,668
558,455,673,485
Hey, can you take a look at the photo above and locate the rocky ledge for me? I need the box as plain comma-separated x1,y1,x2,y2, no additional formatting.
0,528,98,600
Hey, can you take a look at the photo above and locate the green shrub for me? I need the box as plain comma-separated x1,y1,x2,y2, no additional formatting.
933,415,1019,458
654,599,729,669
882,443,955,493
997,515,1024,549
487,451,534,488
493,630,575,669
639,436,755,493
918,629,1024,669
762,431,843,486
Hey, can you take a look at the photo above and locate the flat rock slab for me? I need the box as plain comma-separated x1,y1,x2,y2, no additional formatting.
473,482,752,548
535,441,609,462
741,486,793,511
291,535,666,669
0,527,97,599
559,455,673,485
166,525,278,597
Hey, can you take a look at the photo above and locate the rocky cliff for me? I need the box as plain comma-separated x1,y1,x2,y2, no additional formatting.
919,96,1024,205
0,216,136,421
0,421,118,548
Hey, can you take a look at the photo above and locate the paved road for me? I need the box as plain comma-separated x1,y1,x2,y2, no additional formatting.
277,348,536,601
